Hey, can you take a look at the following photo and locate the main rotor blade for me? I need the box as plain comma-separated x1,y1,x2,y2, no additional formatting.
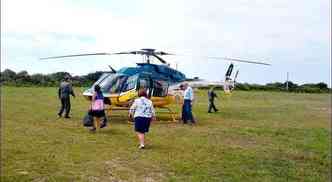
206,56,271,66
154,51,175,56
40,53,112,60
152,54,167,64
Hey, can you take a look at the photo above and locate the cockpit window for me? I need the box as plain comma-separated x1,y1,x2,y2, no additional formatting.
95,74,128,94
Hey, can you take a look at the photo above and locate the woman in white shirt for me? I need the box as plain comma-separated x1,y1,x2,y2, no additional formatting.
129,89,156,149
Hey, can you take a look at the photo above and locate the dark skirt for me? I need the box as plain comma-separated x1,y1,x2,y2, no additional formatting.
90,110,105,118
134,117,151,133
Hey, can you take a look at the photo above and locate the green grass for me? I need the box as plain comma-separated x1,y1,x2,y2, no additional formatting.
1,87,331,182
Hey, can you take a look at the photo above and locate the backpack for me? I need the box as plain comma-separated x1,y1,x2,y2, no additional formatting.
91,93,105,111
91,99,104,111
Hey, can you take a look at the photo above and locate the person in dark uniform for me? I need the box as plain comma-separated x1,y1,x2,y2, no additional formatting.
208,87,218,113
58,76,75,118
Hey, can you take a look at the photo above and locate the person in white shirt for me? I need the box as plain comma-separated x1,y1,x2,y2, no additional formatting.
129,89,156,149
181,83,195,124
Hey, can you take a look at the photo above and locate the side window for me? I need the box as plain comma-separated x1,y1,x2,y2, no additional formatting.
109,76,127,94
123,75,138,92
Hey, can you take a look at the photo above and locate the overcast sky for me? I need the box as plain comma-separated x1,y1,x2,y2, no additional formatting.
1,0,330,85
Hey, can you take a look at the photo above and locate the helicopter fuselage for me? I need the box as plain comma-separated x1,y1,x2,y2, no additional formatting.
83,63,186,108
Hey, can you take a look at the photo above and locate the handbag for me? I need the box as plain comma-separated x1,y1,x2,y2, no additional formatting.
82,112,93,127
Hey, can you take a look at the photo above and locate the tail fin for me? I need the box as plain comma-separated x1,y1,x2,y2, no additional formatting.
224,64,238,94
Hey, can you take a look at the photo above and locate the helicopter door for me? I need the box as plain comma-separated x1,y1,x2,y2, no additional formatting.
151,80,169,97
137,77,153,97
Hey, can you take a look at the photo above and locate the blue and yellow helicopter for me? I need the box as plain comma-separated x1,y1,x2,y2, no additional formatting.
41,48,270,121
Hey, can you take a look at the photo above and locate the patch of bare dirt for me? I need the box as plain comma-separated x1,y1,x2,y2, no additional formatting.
102,158,166,182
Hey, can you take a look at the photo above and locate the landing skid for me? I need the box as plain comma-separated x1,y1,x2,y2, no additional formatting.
105,105,179,123
156,107,179,123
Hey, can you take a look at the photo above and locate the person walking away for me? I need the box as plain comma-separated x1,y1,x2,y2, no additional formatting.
208,87,218,113
58,76,75,118
90,85,106,132
181,83,195,124
129,89,156,149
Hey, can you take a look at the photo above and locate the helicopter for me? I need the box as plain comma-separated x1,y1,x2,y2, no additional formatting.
41,48,270,121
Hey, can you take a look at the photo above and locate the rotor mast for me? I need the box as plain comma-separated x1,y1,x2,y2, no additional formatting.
141,48,155,64
145,55,151,64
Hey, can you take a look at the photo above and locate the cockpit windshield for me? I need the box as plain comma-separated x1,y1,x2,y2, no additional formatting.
92,73,112,88
94,74,139,94
92,73,168,96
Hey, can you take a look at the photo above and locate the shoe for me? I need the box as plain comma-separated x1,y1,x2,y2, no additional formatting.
139,144,145,149
64,116,71,119
89,127,96,132
100,122,107,128
57,113,62,118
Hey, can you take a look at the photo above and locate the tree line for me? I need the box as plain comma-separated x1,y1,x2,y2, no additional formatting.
0,69,103,87
234,82,330,93
0,69,330,93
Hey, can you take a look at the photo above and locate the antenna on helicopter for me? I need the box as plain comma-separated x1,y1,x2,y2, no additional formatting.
108,65,117,73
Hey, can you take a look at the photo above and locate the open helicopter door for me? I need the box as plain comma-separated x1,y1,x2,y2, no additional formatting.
151,80,169,97
136,76,169,98
136,76,153,97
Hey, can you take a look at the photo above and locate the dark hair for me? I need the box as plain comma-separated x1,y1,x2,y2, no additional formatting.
94,85,101,93
64,76,70,81
138,89,148,98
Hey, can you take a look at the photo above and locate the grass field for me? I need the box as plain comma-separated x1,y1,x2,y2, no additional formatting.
1,87,331,182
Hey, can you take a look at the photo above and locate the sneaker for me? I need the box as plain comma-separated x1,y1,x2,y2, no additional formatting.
64,116,71,119
57,113,62,118
139,144,145,149
89,127,96,132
